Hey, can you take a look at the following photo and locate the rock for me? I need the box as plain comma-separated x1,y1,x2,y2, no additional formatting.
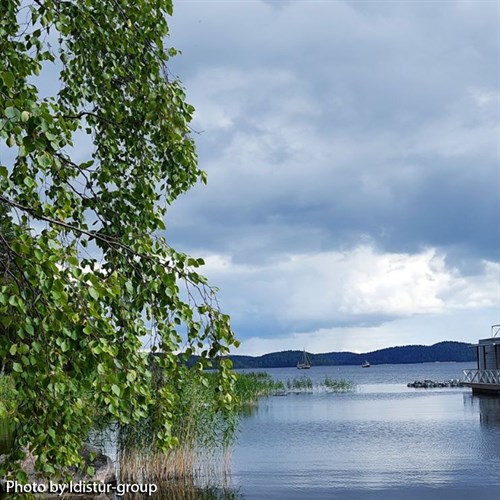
75,445,116,485
0,444,116,499
407,379,466,389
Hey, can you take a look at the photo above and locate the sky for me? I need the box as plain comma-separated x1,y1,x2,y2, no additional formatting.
162,0,500,356
5,1,498,356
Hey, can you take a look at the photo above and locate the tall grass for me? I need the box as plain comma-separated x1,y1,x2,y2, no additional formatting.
285,376,356,393
286,377,314,391
234,372,285,404
0,375,17,418
116,370,355,492
117,370,288,491
119,445,230,487
322,377,356,392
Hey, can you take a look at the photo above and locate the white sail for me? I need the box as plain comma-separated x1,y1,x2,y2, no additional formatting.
297,349,311,369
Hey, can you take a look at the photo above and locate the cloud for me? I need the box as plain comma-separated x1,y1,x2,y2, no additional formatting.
141,1,500,353
199,245,499,348
236,306,500,356
4,1,497,357
167,0,499,265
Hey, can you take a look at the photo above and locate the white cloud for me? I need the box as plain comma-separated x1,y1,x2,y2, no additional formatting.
201,245,499,351
339,248,449,316
236,305,500,356
469,87,498,107
443,260,500,309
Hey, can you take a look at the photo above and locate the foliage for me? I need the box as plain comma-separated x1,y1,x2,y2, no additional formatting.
233,372,285,403
0,0,238,480
0,375,18,418
117,371,281,490
119,367,238,455
119,371,283,455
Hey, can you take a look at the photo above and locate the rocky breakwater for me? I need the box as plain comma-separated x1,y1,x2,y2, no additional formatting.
407,379,466,389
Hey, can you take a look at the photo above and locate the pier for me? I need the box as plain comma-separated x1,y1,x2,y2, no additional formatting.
463,325,500,394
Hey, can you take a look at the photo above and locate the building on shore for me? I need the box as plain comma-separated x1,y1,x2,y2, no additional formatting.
463,325,500,394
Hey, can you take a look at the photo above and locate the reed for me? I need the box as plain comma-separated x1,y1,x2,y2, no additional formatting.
322,377,356,392
119,445,239,498
287,377,314,391
234,372,285,404
117,370,285,490
0,375,17,418
121,444,231,479
116,371,355,493
285,376,356,392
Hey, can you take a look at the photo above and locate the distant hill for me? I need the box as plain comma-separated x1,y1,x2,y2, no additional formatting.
228,341,475,369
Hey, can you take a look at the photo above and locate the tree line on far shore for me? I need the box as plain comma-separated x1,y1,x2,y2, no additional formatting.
221,341,475,369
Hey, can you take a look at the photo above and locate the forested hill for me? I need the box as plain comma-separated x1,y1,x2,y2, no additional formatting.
228,341,475,368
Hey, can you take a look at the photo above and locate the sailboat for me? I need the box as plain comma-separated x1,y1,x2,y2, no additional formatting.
297,349,311,369
362,360,371,368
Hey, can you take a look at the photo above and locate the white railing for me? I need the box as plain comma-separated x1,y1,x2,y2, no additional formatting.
463,369,500,385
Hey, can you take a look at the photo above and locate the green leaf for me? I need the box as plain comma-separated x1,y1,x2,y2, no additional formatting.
67,256,79,266
1,72,14,88
0,0,237,479
4,107,20,121
15,470,28,483
23,176,36,189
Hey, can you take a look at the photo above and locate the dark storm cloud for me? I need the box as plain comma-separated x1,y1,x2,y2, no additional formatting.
166,0,498,265
159,1,500,352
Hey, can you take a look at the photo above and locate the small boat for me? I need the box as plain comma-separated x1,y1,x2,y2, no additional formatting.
297,349,311,369
362,360,371,368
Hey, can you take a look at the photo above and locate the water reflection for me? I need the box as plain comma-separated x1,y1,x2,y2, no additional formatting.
237,404,260,419
122,484,242,500
2,363,499,499
476,395,500,427
232,382,500,498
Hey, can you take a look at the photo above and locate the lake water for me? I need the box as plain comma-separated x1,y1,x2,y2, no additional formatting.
2,362,500,499
229,362,500,500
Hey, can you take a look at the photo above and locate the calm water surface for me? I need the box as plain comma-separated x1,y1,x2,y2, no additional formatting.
3,363,498,499
229,363,500,499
